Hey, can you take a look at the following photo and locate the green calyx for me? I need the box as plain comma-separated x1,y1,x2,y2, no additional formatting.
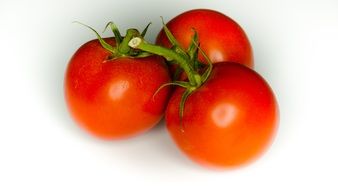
74,21,152,58
128,19,213,128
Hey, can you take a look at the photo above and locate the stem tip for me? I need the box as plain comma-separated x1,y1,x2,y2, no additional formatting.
128,37,142,48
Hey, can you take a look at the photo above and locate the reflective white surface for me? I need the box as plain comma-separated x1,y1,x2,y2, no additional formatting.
0,0,338,189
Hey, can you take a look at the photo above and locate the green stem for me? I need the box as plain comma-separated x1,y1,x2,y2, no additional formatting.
119,29,140,54
128,37,201,87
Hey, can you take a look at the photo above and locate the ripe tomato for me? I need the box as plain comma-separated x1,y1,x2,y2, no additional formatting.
65,38,171,139
165,63,278,168
156,9,253,68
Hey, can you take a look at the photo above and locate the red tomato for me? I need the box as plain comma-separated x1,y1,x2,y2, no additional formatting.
166,63,278,168
65,38,171,139
156,9,253,68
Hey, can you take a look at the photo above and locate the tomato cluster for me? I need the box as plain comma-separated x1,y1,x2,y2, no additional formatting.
65,9,279,169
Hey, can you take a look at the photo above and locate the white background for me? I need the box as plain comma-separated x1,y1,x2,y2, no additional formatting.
1,0,338,189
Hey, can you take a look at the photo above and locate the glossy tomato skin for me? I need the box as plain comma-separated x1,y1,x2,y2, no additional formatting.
156,9,253,68
166,63,278,168
65,38,171,139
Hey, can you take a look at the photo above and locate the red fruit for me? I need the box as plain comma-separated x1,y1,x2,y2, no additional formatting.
156,9,254,68
166,63,278,168
65,38,171,139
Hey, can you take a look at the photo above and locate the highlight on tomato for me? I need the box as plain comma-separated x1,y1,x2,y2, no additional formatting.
64,23,171,139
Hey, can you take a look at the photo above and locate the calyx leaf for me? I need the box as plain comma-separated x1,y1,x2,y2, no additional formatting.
74,21,116,54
